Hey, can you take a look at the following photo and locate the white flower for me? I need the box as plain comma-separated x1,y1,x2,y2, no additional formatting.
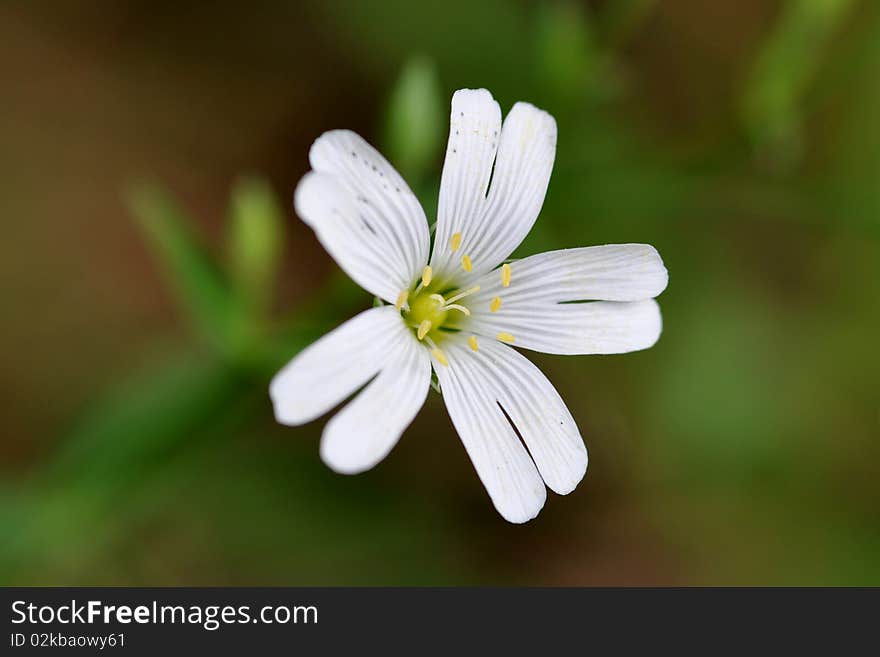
270,88,668,523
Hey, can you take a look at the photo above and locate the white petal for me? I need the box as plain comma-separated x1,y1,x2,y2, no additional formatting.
270,306,407,425
475,340,587,495
435,340,546,523
471,245,668,308
294,173,403,303
321,328,431,474
296,130,430,302
431,89,502,279
432,100,557,281
467,299,663,355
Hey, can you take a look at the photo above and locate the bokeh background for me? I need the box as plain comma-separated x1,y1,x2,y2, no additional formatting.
3,0,879,585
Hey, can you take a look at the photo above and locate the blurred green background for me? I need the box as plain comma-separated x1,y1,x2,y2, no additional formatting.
2,0,879,585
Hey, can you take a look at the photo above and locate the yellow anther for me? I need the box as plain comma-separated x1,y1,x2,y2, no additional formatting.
496,332,515,344
490,297,502,313
395,290,409,310
461,255,473,272
501,263,511,287
421,265,433,287
445,285,480,305
417,320,432,340
431,348,449,366
450,232,462,252
444,303,470,316
468,335,479,352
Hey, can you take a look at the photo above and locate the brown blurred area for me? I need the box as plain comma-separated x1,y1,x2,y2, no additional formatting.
1,2,354,457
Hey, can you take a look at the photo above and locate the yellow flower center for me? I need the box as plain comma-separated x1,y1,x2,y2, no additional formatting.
402,280,479,343
397,266,480,348
392,245,519,366
407,286,450,339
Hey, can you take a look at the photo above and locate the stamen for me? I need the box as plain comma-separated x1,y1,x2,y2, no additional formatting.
395,290,409,311
421,265,433,287
443,303,470,316
468,336,479,352
431,348,449,367
490,297,502,313
444,285,480,305
501,263,511,287
496,332,515,344
427,290,472,315
417,320,432,340
461,255,473,272
450,232,462,252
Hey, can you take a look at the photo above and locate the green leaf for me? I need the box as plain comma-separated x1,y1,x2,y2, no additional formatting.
125,180,233,353
48,359,243,482
228,176,285,318
817,5,880,234
741,0,856,167
533,1,599,101
0,357,245,570
384,55,443,184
